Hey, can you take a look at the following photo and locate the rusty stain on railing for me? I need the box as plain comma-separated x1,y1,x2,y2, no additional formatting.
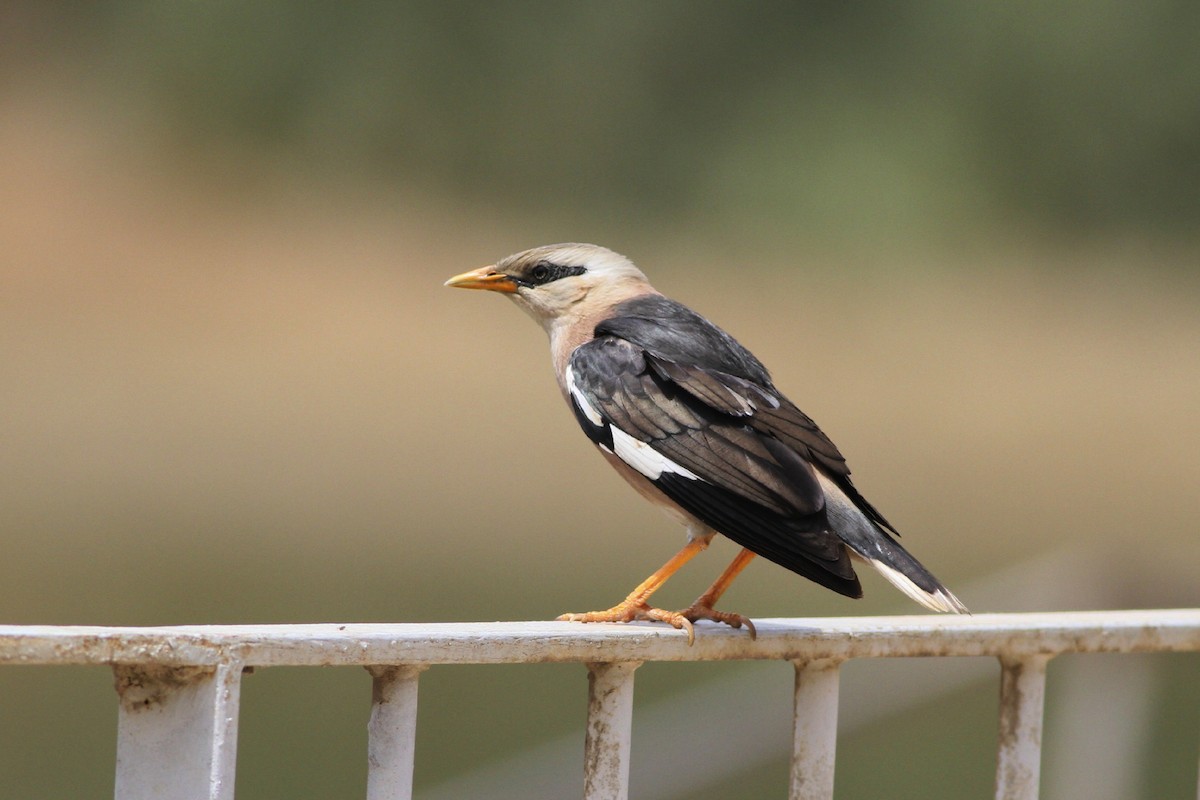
995,655,1051,800
790,658,842,800
583,661,641,800
2,609,1200,800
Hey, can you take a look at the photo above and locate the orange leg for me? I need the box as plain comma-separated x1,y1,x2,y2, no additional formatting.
676,548,758,639
558,539,709,643
558,542,759,644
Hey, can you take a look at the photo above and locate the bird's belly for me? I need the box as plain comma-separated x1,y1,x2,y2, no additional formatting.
598,448,715,543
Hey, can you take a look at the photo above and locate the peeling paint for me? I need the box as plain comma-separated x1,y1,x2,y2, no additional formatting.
5,611,1199,669
113,664,215,713
2,611,1198,800
791,659,842,800
583,662,640,800
995,655,1051,800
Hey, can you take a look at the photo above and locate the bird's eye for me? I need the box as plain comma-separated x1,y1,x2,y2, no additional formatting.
516,261,584,288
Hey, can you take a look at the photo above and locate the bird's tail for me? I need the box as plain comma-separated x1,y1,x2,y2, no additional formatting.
863,538,969,614
815,468,968,613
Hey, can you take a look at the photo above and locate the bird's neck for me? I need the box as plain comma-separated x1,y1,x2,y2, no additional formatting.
547,287,661,388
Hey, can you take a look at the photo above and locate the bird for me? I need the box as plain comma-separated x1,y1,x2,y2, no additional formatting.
445,243,967,644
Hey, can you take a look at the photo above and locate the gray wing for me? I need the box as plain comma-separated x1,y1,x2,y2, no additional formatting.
566,332,862,598
595,295,900,535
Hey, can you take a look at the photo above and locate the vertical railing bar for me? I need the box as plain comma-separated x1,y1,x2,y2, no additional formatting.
208,661,243,800
583,661,642,800
790,658,842,800
995,654,1052,800
113,658,243,800
366,665,426,800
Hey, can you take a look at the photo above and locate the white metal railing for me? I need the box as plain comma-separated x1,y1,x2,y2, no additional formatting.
2,609,1199,800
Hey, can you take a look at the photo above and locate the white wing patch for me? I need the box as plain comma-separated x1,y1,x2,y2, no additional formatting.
609,427,699,481
565,365,603,426
569,362,698,482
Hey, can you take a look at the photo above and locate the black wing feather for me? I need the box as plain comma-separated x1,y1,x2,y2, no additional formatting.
568,313,864,597
656,471,861,596
602,296,900,537
648,355,900,536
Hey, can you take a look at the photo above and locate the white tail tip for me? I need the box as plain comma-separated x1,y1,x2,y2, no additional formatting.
871,561,970,614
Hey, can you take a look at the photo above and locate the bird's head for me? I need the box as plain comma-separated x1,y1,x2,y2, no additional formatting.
444,243,651,331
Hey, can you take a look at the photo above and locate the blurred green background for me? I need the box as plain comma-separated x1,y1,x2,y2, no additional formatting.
1,2,1198,798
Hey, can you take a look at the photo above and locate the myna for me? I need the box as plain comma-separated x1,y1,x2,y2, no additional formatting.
446,244,967,643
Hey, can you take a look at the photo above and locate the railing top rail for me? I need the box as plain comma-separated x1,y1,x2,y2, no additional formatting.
2,609,1198,668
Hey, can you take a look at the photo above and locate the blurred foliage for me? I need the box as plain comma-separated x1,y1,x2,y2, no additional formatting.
7,1,1200,249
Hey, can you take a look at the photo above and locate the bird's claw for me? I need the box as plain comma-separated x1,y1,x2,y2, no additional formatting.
677,603,757,640
557,600,756,645
557,602,697,645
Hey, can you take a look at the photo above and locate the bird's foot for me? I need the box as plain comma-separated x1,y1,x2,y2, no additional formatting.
675,602,757,640
557,601,697,645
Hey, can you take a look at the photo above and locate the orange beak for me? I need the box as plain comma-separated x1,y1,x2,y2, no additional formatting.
443,265,519,294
